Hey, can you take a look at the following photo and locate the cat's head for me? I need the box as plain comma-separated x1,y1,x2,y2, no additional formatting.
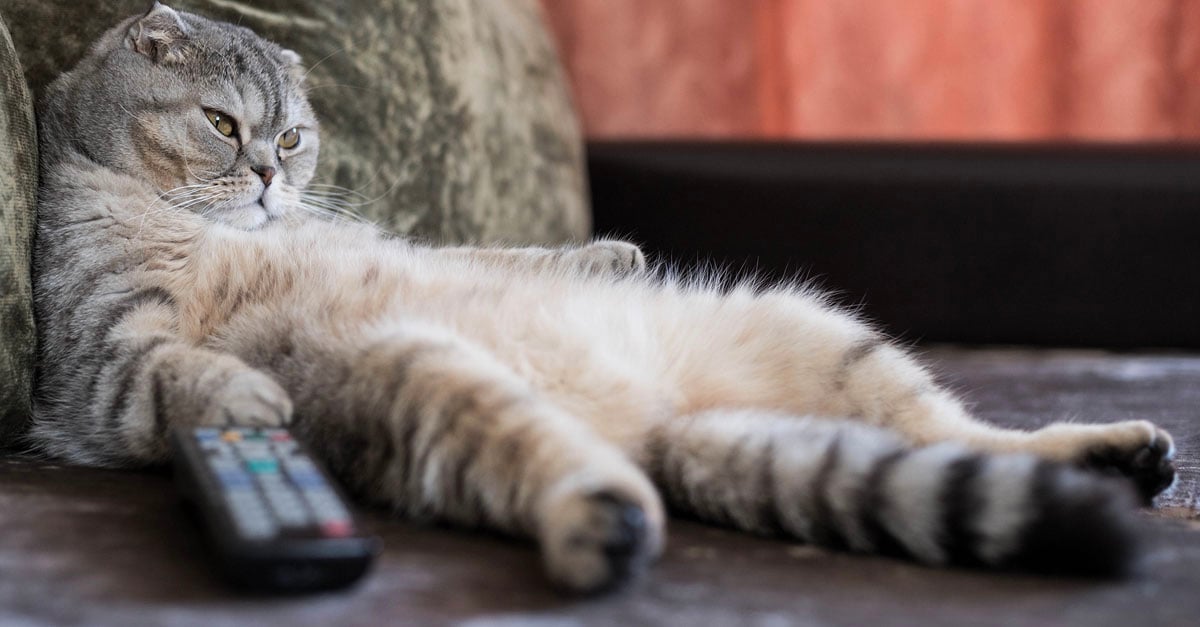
42,2,319,229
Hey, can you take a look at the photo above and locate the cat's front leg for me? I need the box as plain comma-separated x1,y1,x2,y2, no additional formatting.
32,293,291,465
99,340,291,462
292,322,664,593
564,239,647,277
431,239,647,278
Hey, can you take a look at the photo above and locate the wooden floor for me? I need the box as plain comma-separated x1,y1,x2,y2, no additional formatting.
1,347,1197,626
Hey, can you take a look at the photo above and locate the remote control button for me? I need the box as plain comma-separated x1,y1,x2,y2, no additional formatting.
208,456,240,471
246,458,280,474
262,488,309,528
287,468,326,490
256,473,309,527
283,456,315,468
284,459,323,481
199,439,231,453
237,447,274,462
267,430,291,442
320,521,354,538
256,473,284,489
303,489,351,523
226,493,278,540
215,468,253,489
221,430,242,443
194,428,220,441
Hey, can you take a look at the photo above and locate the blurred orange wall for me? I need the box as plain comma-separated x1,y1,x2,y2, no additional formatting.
540,0,1200,140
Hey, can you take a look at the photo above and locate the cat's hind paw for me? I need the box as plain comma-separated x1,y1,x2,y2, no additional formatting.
1076,421,1176,505
540,486,663,594
1037,419,1176,505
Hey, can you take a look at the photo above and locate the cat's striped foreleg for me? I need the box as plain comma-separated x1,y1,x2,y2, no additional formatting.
292,323,665,593
30,289,291,465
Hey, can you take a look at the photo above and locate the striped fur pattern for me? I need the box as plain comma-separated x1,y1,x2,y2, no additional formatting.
31,5,1176,593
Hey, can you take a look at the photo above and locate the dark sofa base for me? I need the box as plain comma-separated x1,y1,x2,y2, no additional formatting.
588,142,1200,348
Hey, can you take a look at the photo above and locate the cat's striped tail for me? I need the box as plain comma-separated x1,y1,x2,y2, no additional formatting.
648,410,1141,576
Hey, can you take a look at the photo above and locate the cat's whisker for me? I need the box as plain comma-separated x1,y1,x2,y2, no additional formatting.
165,180,220,192
117,102,155,129
292,203,359,224
300,46,348,82
304,183,372,200
304,83,386,95
180,159,223,183
291,199,370,226
296,198,370,223
299,185,397,209
171,194,225,210
304,182,376,203
163,190,220,205
308,160,404,203
129,192,222,239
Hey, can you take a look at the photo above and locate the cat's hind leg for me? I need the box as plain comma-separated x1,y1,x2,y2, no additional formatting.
824,338,1176,502
282,321,665,593
645,409,1140,576
664,288,1175,502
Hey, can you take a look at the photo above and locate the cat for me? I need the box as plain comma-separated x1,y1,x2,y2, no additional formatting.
31,2,1176,593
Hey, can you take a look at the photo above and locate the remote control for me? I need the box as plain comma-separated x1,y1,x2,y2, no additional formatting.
171,426,380,592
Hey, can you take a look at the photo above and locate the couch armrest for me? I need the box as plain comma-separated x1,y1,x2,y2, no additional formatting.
0,12,37,443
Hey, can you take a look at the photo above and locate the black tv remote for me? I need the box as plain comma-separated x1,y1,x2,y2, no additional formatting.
171,426,380,592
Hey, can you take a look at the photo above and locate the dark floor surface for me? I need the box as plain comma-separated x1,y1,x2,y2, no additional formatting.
1,347,1198,626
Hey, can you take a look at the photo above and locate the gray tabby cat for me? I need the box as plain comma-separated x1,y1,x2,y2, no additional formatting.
32,3,1176,592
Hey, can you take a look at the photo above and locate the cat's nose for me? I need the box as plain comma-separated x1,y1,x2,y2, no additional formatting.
250,165,276,187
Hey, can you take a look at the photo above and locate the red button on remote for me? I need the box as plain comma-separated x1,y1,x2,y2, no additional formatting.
269,432,291,442
321,521,353,538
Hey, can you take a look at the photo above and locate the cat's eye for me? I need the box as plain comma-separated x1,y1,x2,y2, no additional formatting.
204,109,237,138
278,127,301,150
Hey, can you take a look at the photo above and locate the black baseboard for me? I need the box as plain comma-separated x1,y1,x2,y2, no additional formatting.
587,141,1200,348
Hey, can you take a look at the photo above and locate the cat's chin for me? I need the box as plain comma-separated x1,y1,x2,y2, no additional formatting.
212,202,273,230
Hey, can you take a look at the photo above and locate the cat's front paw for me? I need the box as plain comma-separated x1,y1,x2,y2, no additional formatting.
570,241,647,278
539,485,664,594
1046,420,1176,504
203,370,294,428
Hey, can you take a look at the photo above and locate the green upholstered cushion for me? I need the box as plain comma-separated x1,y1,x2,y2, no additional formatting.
0,15,35,444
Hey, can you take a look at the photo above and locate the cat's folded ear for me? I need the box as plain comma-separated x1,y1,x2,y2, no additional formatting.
280,48,309,86
126,2,190,64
